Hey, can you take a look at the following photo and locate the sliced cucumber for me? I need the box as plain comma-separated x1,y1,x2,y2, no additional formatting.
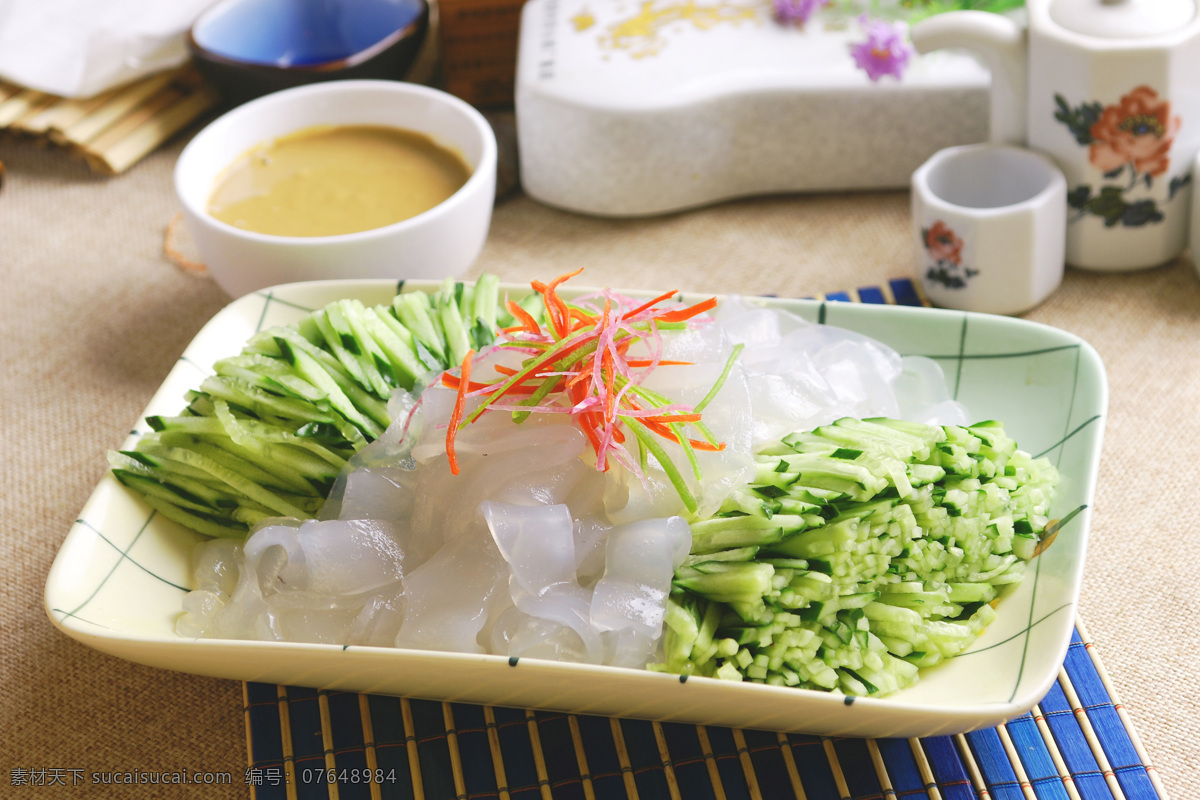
110,275,511,539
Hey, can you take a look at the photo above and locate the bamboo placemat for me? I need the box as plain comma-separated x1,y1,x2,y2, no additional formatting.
0,65,218,175
242,279,1167,800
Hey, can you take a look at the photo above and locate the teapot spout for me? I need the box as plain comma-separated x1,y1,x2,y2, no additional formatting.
910,11,1027,146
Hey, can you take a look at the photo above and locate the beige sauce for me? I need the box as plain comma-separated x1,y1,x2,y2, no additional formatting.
207,125,472,237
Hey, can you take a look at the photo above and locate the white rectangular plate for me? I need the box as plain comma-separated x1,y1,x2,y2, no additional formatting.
46,279,1107,739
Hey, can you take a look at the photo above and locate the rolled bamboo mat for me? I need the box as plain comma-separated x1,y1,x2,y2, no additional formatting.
0,65,219,175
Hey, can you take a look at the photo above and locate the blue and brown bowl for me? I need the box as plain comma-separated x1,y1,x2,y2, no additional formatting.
188,0,429,106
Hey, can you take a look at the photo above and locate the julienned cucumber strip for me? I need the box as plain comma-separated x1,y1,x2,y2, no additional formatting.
651,417,1059,697
110,277,507,539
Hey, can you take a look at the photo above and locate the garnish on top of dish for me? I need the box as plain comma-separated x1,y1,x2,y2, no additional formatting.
440,267,736,513
109,272,1058,697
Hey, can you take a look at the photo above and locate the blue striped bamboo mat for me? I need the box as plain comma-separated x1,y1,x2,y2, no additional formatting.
243,279,1167,800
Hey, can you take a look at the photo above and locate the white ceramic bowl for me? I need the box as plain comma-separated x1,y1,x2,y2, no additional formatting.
175,80,497,298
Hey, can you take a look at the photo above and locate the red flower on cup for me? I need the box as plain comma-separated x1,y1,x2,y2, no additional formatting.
1088,85,1180,178
924,220,962,265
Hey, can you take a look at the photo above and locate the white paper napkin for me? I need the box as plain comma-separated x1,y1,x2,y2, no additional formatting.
0,0,215,98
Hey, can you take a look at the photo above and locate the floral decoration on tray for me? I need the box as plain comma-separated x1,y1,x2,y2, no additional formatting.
771,0,1024,82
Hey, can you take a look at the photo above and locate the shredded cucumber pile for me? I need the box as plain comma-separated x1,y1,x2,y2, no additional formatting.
108,275,511,538
654,417,1059,696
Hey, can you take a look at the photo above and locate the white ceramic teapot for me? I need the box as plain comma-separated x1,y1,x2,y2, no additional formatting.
910,0,1200,271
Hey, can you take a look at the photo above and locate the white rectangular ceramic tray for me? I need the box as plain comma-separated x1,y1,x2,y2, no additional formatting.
46,279,1106,739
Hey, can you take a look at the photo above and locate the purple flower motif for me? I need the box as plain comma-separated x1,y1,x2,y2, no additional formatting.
849,16,912,82
772,0,828,27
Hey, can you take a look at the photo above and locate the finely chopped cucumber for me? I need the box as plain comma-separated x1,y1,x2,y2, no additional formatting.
652,417,1059,696
108,275,510,538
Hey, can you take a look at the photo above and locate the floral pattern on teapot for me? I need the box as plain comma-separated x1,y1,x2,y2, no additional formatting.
1054,86,1192,229
922,221,978,289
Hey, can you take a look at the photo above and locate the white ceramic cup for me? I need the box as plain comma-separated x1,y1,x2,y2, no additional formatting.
175,80,497,298
912,143,1067,316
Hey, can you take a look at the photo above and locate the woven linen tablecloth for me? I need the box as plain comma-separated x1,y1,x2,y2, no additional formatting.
2,129,1199,799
